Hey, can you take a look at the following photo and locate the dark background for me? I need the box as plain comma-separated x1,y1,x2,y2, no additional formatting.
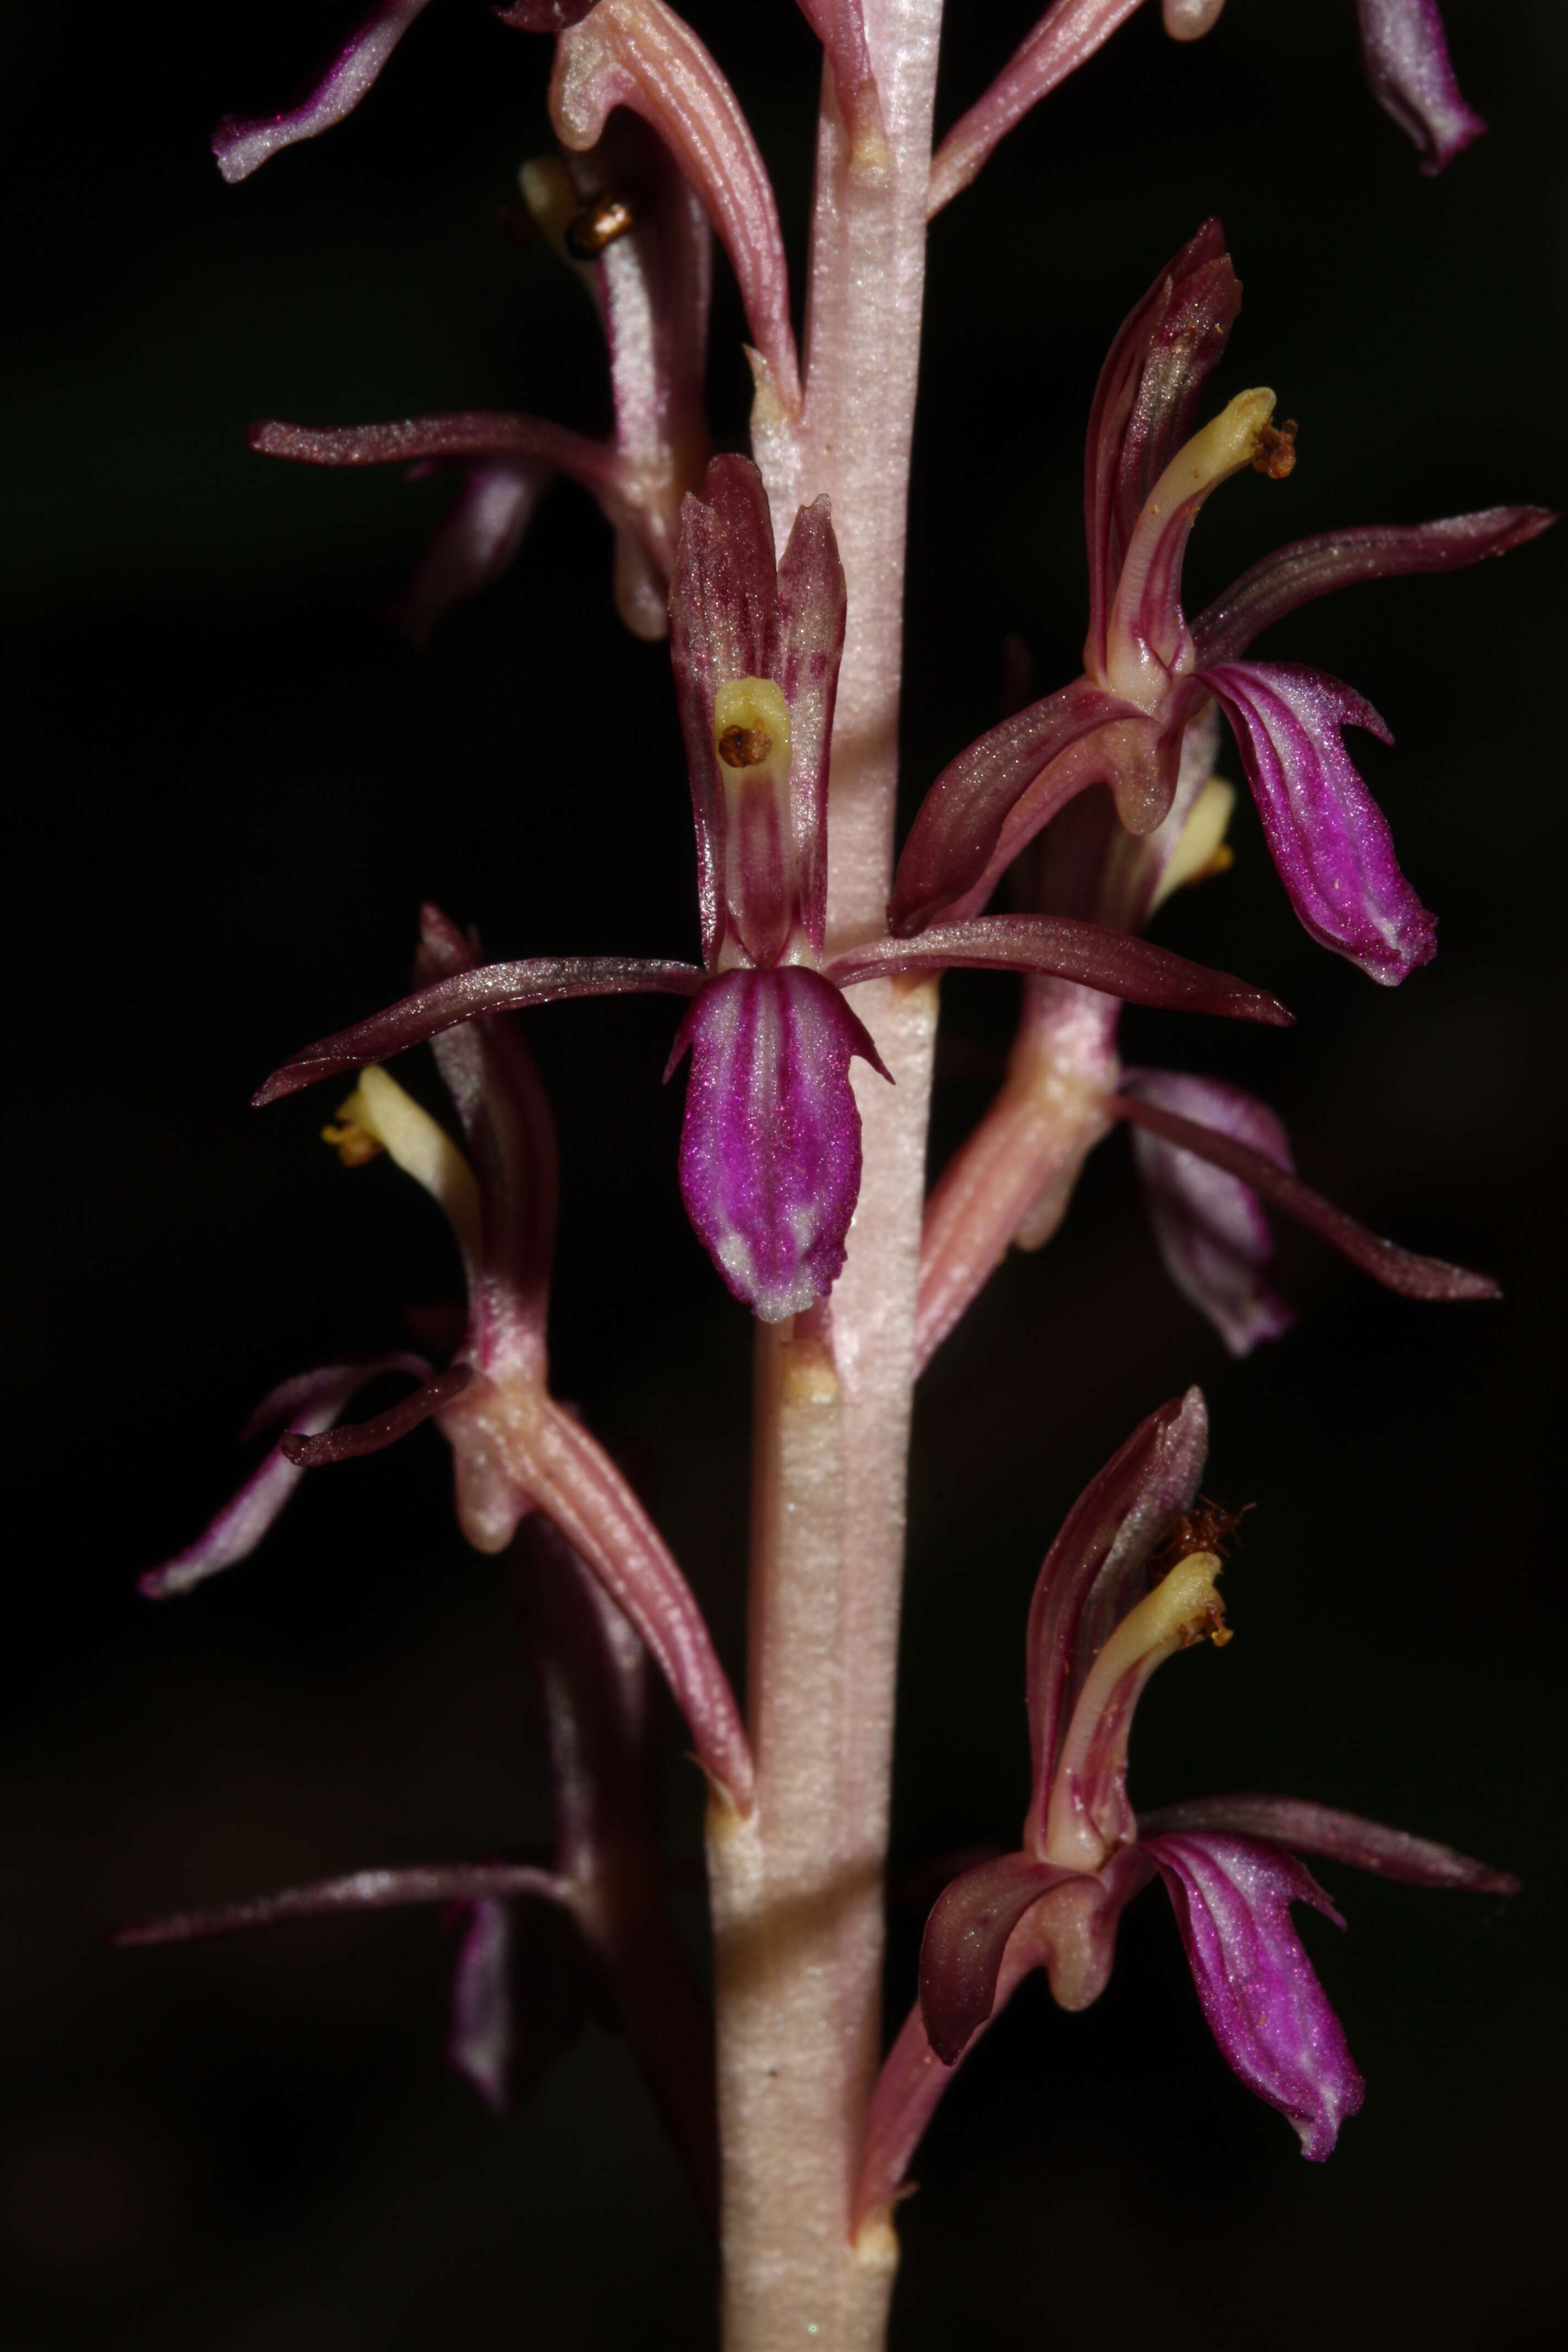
2,2,1564,2344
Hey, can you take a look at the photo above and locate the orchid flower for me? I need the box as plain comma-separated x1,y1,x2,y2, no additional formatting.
855,1392,1517,2218
252,457,1291,1327
892,220,1551,984
927,0,1487,215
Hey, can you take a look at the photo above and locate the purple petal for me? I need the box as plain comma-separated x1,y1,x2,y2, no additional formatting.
668,968,889,1322
826,914,1292,1029
253,955,704,1106
1202,660,1436,984
250,415,628,506
280,1364,475,1467
1020,704,1226,929
775,496,847,957
1193,508,1557,668
928,0,1146,217
1108,1089,1500,1301
447,1891,596,2113
213,2,435,184
140,1355,429,1599
1023,1391,1209,1838
917,1851,1075,2065
1138,1796,1520,1894
416,907,559,1384
115,1862,570,1947
1146,1832,1364,2160
388,461,551,646
1123,1070,1296,1355
1355,0,1486,173
447,1898,516,2111
889,680,1153,934
1084,221,1242,678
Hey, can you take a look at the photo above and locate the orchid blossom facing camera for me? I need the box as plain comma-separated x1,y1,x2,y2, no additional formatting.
127,3,1548,2347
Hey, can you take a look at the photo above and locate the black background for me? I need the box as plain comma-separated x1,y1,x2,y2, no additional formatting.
2,2,1564,2345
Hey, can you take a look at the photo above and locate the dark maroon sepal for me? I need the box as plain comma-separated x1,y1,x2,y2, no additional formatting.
280,1365,475,1465
1137,1795,1520,1893
917,1850,1076,2065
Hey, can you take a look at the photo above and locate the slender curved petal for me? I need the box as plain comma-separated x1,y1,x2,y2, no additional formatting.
551,0,801,407
1202,661,1435,984
250,415,630,508
928,1,1145,218
1124,1070,1296,1354
115,1862,572,1947
280,1364,476,1466
1146,1832,1364,2159
213,2,435,184
140,1355,431,1598
917,1850,1074,2064
254,956,705,1106
668,968,889,1322
826,916,1292,1028
1137,1796,1520,1893
1355,0,1486,173
1193,508,1556,668
1106,1090,1499,1302
389,461,552,645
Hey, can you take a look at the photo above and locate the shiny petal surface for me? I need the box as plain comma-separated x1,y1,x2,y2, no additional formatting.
1124,1070,1295,1355
250,415,628,505
1138,1796,1520,1894
1147,1832,1364,2160
917,1851,1075,2064
1023,1391,1208,1837
213,2,434,184
1355,0,1485,173
140,1356,429,1599
1193,508,1556,667
669,968,889,1321
1202,660,1435,984
928,0,1145,217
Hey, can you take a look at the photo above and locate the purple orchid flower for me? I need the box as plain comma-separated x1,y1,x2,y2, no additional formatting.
926,0,1486,214
891,220,1552,983
854,1392,1516,2218
252,456,1293,1326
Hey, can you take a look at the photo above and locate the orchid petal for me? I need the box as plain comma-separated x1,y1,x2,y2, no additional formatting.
250,415,630,509
1355,0,1485,173
447,1891,597,2112
1137,1796,1520,1894
416,907,560,1384
1146,1832,1364,2159
928,1,1145,219
115,1862,571,1947
280,1364,476,1466
1201,660,1436,984
826,915,1292,1028
889,683,1167,934
213,2,435,185
389,461,552,646
1193,507,1556,668
1023,1391,1208,1839
1108,1089,1499,1301
1123,1070,1296,1355
917,1851,1075,2065
1084,221,1242,678
551,0,801,408
254,956,704,1106
140,1355,430,1599
448,1897,518,2111
669,968,888,1323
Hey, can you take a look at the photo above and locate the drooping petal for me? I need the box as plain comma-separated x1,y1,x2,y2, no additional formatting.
550,0,801,409
416,907,560,1385
448,1898,518,2111
917,1850,1075,2065
1201,660,1435,984
1084,221,1242,679
1145,1832,1364,2159
140,1355,430,1599
213,1,435,185
1137,1796,1520,1894
447,1891,597,2112
254,956,705,1106
280,1364,476,1465
1123,1070,1295,1355
249,414,630,512
668,968,889,1322
1193,508,1557,668
826,915,1292,1028
1107,1089,1500,1301
388,461,552,646
115,1861,571,1947
1023,1391,1209,1841
1355,0,1485,173
927,1,1146,218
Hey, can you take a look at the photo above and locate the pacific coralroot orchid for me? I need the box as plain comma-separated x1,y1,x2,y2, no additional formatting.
891,221,1552,984
252,455,1291,1325
856,1394,1516,2212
